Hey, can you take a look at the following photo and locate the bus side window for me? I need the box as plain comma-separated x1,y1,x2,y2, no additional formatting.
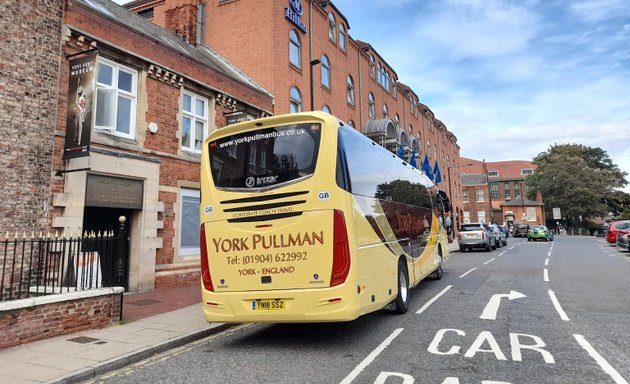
435,190,451,213
336,134,351,192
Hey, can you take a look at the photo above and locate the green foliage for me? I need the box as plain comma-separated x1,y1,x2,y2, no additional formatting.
527,144,628,226
375,179,432,208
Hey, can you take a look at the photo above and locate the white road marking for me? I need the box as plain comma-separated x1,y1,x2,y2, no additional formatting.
484,258,495,265
574,334,629,384
548,289,570,321
339,328,404,384
543,269,549,282
544,258,549,266
547,250,552,257
416,285,452,314
480,291,527,320
498,250,507,257
459,268,477,278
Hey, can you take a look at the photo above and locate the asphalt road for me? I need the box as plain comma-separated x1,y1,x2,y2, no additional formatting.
86,236,630,384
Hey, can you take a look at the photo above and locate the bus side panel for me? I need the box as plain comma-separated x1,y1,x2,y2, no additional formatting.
350,197,399,313
417,213,444,282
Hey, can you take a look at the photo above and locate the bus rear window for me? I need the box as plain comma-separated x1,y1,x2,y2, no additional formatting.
209,123,321,189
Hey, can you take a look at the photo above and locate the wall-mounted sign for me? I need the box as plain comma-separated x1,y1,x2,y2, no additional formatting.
64,52,97,159
226,111,255,125
85,174,144,210
285,0,308,33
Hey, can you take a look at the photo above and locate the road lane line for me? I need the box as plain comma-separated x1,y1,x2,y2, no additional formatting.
459,267,477,278
545,258,549,266
498,250,507,257
548,250,552,257
543,268,549,282
484,258,495,265
548,289,570,321
339,328,404,384
574,334,629,384
416,285,452,314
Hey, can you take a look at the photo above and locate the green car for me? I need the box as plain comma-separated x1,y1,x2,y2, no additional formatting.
527,225,554,242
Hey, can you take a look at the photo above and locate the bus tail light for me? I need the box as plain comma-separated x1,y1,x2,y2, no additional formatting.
331,210,350,287
200,223,214,292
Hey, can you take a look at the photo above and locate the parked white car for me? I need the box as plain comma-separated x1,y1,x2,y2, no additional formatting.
458,223,496,252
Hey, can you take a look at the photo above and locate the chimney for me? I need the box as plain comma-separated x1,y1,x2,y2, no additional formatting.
165,3,198,45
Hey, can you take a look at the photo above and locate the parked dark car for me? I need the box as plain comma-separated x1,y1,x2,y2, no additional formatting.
606,220,630,244
513,223,530,237
498,224,510,238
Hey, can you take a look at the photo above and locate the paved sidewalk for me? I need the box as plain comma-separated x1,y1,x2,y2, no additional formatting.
0,300,230,384
0,240,460,384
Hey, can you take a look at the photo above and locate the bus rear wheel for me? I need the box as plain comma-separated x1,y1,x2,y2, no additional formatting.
432,252,443,280
394,260,409,314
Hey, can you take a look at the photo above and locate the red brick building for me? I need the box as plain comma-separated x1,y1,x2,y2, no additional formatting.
460,158,544,228
125,0,465,229
48,0,273,291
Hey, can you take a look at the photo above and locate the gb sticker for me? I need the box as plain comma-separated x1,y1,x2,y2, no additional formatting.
204,205,214,215
318,191,331,201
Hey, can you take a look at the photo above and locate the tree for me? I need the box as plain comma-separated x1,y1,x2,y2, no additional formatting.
527,144,628,227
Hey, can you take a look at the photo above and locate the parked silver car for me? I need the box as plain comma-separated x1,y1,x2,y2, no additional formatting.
489,223,507,247
458,223,496,252
616,229,630,252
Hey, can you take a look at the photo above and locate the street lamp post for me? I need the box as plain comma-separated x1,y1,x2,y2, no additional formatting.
309,59,321,111
308,1,327,111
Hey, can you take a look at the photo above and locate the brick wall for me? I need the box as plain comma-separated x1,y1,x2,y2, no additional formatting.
0,0,63,232
0,290,122,349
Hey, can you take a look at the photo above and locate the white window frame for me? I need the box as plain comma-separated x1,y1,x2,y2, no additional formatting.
368,93,375,119
521,169,534,175
179,188,200,256
289,29,301,69
321,55,331,89
94,58,137,139
462,189,469,202
476,189,485,202
463,211,470,224
290,86,302,113
370,55,375,78
328,12,337,42
527,207,536,221
346,75,355,105
181,90,208,153
478,210,486,223
339,24,346,51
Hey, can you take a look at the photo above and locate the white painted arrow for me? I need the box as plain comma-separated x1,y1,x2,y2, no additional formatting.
480,291,527,320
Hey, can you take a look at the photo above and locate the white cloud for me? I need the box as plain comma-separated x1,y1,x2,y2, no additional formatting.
569,0,630,22
411,0,539,59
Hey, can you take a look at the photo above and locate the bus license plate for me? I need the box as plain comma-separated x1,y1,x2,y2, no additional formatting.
252,299,285,311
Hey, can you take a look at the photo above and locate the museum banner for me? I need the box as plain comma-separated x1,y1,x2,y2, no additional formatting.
64,52,97,159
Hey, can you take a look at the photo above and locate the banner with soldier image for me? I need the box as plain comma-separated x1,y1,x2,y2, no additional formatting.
64,52,96,159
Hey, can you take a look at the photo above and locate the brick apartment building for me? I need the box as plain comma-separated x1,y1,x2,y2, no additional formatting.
1,0,467,295
460,158,544,228
2,0,274,293
125,0,465,228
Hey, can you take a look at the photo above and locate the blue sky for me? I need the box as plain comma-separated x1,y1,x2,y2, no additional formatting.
332,0,630,191
113,0,630,191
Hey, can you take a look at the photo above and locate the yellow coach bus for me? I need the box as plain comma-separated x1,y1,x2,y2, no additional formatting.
199,111,449,323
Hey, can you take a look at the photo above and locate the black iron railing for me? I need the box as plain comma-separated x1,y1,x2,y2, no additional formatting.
1,230,125,302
